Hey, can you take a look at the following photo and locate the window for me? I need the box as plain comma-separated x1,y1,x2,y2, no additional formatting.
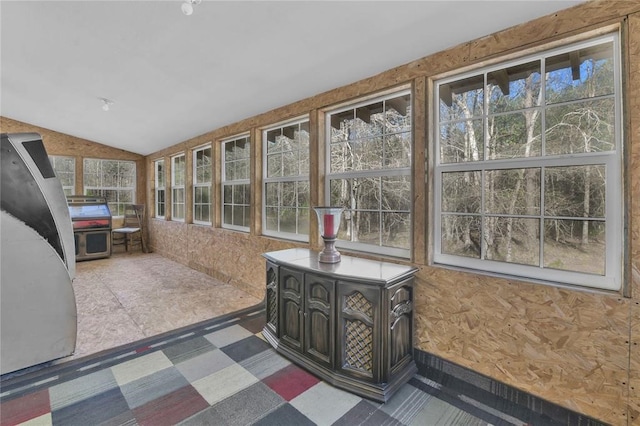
326,90,412,258
193,146,212,224
433,34,622,291
49,155,75,195
263,118,310,241
83,159,135,216
155,159,165,219
171,154,186,221
222,135,250,231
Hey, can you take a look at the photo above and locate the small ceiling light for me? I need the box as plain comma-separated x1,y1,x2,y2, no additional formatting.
100,98,114,111
181,0,201,16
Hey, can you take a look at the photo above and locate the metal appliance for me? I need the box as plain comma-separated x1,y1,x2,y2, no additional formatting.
1,133,77,375
67,196,112,261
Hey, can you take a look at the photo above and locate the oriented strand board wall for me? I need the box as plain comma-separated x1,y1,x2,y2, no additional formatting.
143,1,638,424
148,220,301,299
627,11,640,426
415,268,631,421
0,117,146,207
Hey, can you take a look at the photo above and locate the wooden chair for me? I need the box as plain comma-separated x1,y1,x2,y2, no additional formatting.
112,204,147,252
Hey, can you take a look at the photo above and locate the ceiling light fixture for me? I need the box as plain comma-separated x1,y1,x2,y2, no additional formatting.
100,98,114,111
181,0,201,16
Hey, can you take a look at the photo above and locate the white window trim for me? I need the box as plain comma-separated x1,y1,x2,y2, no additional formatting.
192,145,212,225
171,153,186,222
222,134,250,232
154,159,165,219
432,33,623,292
324,89,413,259
262,116,310,242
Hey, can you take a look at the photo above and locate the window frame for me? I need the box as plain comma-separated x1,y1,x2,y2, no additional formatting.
324,89,413,259
49,155,75,195
222,134,251,232
171,153,186,222
432,33,623,291
83,158,136,217
192,144,212,225
262,116,310,242
154,159,166,219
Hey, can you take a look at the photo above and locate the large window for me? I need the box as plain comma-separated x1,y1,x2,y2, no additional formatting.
83,158,135,216
222,135,250,231
263,118,310,241
49,155,75,195
326,90,412,258
193,145,212,224
171,154,186,221
155,159,165,219
433,34,622,291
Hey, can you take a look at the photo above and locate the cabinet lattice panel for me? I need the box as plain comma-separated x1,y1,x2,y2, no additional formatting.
344,319,373,373
266,268,278,328
345,291,373,318
267,288,277,328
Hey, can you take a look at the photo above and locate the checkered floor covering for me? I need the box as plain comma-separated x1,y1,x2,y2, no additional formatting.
1,306,518,426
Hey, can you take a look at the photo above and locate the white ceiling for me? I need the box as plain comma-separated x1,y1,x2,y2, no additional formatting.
1,0,585,156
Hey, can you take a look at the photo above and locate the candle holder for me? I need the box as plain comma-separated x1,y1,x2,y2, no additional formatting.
313,206,344,263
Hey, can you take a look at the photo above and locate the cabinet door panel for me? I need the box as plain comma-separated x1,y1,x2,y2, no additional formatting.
280,267,304,351
304,274,334,368
389,283,413,373
337,283,379,382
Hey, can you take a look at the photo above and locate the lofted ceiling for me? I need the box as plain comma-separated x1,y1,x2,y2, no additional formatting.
1,0,585,156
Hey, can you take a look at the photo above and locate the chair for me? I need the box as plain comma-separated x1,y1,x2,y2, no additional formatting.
112,204,147,253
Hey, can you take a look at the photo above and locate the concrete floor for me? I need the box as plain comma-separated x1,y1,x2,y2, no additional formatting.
65,251,262,361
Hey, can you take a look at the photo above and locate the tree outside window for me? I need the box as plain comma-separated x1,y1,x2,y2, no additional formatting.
83,158,135,216
49,155,75,195
434,35,621,291
263,119,310,241
223,135,250,231
193,146,212,224
155,159,165,218
172,154,186,221
326,90,412,258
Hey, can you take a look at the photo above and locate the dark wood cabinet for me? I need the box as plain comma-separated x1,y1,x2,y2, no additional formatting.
262,248,417,402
